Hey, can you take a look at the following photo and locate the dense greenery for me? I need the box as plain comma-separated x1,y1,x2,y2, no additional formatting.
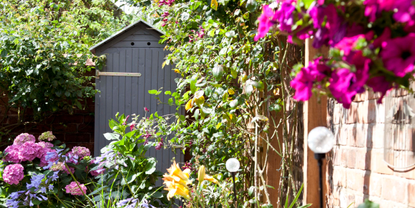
125,0,303,206
0,0,128,116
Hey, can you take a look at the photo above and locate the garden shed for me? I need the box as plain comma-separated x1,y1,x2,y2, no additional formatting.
90,20,183,172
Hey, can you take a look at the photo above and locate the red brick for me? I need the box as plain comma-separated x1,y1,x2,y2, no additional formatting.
371,124,384,149
354,91,368,102
54,115,84,123
347,125,357,147
339,189,355,208
347,169,366,192
333,104,344,125
409,182,415,207
346,148,356,169
355,124,368,147
371,150,394,175
333,167,346,187
376,103,385,123
52,123,77,133
78,123,94,133
380,200,407,208
369,173,382,197
346,103,358,124
6,116,18,124
64,133,91,143
381,177,407,202
355,148,371,170
84,115,94,123
355,194,365,206
338,126,348,146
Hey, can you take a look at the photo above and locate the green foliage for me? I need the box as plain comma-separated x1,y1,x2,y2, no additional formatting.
98,113,171,207
121,0,295,205
357,200,380,208
0,0,129,116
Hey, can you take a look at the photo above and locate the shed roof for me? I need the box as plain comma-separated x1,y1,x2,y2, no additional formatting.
89,19,164,53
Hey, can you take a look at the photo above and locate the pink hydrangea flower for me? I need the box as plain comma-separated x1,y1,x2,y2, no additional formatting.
13,133,35,145
3,164,24,185
20,142,43,162
3,144,23,163
254,5,276,41
381,33,415,77
62,163,75,175
71,146,91,160
89,160,105,176
65,181,87,196
38,131,56,141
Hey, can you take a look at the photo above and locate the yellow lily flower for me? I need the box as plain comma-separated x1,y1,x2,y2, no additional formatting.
197,165,219,184
164,181,190,200
185,99,194,111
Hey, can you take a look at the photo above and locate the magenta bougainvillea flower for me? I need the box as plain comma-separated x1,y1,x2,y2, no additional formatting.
381,33,415,77
290,58,330,101
364,0,380,22
254,5,276,41
309,4,346,48
13,133,36,145
65,181,87,196
329,69,358,108
372,28,391,48
273,1,295,32
393,0,415,22
3,164,24,185
335,34,366,56
367,76,393,102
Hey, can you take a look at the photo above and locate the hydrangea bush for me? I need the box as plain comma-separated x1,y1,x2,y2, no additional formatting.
255,0,415,108
0,121,167,208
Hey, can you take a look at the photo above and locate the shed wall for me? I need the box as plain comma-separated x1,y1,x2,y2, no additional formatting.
94,25,183,179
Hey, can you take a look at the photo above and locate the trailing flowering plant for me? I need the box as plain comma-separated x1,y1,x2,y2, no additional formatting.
256,0,415,108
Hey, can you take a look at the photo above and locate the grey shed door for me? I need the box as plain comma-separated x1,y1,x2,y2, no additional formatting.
93,24,183,177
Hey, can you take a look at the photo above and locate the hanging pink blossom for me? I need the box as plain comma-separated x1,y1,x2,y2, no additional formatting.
290,58,330,101
254,5,276,41
381,33,415,77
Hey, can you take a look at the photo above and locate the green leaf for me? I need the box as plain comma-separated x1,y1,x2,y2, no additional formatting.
148,89,158,94
103,133,120,141
144,158,157,174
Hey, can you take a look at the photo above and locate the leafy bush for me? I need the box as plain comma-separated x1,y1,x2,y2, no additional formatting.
0,0,129,116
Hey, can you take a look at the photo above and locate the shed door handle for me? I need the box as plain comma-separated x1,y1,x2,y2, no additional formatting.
96,70,141,79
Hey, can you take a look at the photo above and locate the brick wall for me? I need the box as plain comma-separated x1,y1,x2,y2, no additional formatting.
326,90,415,207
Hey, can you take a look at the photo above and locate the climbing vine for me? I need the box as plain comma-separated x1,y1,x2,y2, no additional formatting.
124,0,305,206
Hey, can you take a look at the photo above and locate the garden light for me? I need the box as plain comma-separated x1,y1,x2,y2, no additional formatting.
307,126,335,208
226,158,240,172
226,158,240,207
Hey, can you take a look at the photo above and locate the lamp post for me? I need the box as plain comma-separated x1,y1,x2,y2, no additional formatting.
307,126,335,208
226,158,240,208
